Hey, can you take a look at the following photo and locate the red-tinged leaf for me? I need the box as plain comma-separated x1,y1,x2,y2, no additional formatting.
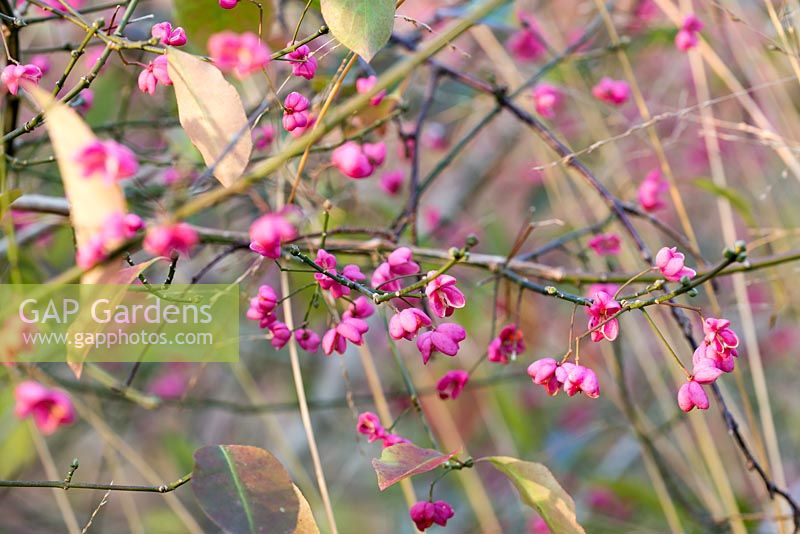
371,443,456,491
191,445,301,533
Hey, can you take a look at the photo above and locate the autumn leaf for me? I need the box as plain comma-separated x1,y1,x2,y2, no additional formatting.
485,456,585,534
25,84,127,285
371,443,456,491
167,48,252,188
191,444,316,533
293,484,320,534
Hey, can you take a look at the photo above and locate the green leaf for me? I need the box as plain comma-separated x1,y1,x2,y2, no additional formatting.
692,178,755,226
173,0,272,52
371,443,456,491
191,445,305,533
485,456,585,534
320,0,395,60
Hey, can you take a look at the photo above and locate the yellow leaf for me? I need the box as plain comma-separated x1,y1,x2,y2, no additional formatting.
167,48,252,187
25,85,127,285
486,456,585,534
293,484,320,534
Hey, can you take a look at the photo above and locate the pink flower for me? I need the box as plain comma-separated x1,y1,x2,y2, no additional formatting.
638,169,668,212
287,44,318,79
423,207,441,230
527,358,561,396
102,212,144,243
425,274,466,318
249,211,298,258
629,0,659,32
587,233,621,256
268,321,291,349
74,139,138,184
506,13,546,62
417,323,466,364
691,357,724,384
380,170,404,195
488,324,525,364
677,380,709,412
148,364,191,398
655,246,696,282
289,115,316,138
219,0,239,7
389,308,432,340
312,249,365,298
422,123,448,150
409,500,455,531
246,285,279,328
76,236,107,269
14,381,75,435
362,142,386,166
77,210,142,268
208,31,270,78
356,75,386,106
371,247,420,291
143,222,198,257
555,362,600,398
532,83,562,119
436,370,469,400
586,290,622,342
2,63,43,96
675,14,703,51
322,317,370,355
295,329,320,352
253,125,276,150
529,516,552,534
138,55,172,95
357,411,385,442
698,317,739,371
29,55,51,76
587,488,632,520
151,22,187,46
592,77,630,106
342,296,374,320
331,141,373,179
313,248,337,280
282,91,310,132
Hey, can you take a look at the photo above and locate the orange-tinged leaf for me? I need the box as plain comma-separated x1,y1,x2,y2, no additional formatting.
167,47,252,188
26,85,127,284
